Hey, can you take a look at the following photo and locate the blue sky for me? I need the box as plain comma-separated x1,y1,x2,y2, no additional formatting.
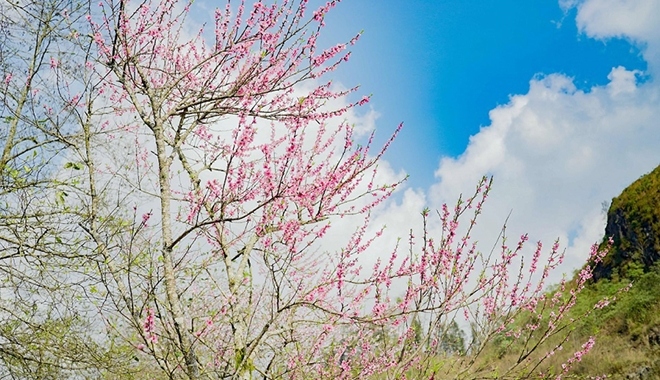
324,1,647,189
316,0,660,277
187,0,660,278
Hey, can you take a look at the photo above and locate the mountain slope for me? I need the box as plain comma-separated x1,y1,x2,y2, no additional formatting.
593,164,660,281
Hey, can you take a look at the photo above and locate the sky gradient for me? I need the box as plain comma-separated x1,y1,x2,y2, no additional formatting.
324,1,648,188
316,0,660,279
187,0,660,281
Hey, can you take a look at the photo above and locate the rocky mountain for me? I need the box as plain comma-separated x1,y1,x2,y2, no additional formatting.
593,164,660,282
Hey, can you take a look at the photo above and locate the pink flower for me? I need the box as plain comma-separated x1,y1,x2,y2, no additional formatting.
141,211,152,226
144,308,157,344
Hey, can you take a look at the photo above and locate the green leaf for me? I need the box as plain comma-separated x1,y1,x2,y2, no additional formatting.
55,190,67,205
64,162,83,170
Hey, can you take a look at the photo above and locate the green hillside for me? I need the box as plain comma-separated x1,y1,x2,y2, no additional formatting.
468,165,660,379
548,165,660,379
593,164,660,282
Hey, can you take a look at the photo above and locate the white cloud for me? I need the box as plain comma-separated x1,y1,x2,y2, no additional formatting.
564,0,660,70
427,65,660,280
317,0,660,293
406,2,660,285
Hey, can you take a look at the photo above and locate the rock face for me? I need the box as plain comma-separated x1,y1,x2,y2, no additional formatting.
593,165,660,282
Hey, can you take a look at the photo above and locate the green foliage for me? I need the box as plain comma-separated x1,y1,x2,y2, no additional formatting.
597,165,660,280
436,320,466,356
63,161,84,170
466,179,660,379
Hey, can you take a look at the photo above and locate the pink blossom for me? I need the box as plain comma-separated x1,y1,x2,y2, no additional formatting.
141,211,152,226
143,308,157,344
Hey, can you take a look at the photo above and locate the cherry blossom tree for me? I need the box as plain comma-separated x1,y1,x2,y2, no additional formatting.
0,0,611,379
